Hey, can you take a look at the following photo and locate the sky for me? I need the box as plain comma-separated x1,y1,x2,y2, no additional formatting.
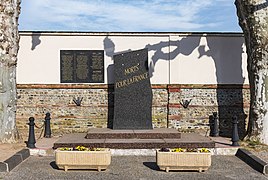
19,0,241,32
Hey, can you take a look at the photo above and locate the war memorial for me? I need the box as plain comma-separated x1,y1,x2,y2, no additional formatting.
10,31,250,150
1,31,268,178
1,0,268,177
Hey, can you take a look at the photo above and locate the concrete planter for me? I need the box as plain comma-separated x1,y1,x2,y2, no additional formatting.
55,149,111,172
156,150,211,172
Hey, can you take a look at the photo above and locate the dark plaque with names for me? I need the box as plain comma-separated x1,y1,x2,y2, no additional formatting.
60,50,104,83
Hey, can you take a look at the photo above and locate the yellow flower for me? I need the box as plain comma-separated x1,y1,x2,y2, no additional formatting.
75,146,87,151
171,148,185,152
59,147,72,151
199,148,210,153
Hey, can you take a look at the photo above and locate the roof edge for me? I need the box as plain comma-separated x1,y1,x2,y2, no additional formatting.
18,31,244,37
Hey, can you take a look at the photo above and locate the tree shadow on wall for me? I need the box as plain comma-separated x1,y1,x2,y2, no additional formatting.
104,35,247,138
104,35,202,79
150,35,247,138
145,36,202,78
198,37,247,138
31,32,41,50
103,36,201,128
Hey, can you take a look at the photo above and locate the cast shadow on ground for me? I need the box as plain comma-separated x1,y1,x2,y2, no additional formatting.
143,162,204,172
50,161,59,170
143,162,159,171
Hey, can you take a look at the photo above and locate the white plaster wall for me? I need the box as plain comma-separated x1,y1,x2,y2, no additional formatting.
17,32,248,85
17,35,105,84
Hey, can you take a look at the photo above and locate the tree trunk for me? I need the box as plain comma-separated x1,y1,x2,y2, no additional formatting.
0,0,21,143
235,0,268,144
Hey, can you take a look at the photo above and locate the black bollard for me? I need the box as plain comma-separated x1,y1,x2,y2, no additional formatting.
210,112,219,137
44,112,51,138
209,115,214,136
27,117,36,148
231,116,240,146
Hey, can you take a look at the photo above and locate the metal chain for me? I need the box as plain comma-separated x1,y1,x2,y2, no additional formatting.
34,121,45,140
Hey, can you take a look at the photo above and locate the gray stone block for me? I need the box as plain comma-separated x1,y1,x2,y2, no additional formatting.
236,148,268,174
16,149,30,160
4,154,23,171
0,149,30,172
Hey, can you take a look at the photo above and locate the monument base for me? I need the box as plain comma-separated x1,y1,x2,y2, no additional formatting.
112,127,153,130
85,128,181,139
53,129,215,149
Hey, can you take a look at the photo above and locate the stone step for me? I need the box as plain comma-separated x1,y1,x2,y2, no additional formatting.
85,128,181,139
53,133,215,149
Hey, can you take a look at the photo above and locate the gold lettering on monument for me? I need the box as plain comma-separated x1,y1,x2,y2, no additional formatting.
124,63,140,75
115,72,149,89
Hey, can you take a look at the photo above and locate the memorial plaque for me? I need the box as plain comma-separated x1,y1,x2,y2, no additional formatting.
113,48,153,129
60,50,104,83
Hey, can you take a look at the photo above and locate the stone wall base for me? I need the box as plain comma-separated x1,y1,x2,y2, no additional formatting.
16,84,249,140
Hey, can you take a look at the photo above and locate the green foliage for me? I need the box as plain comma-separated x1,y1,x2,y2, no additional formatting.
240,139,268,152
247,140,261,147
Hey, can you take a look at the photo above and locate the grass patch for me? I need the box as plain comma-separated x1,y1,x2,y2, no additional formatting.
240,139,268,152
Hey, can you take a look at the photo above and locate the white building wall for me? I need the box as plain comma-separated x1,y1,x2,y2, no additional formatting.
17,32,248,84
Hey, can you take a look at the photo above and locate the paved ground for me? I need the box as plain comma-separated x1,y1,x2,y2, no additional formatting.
0,143,25,162
0,136,60,162
1,156,267,180
0,135,233,162
1,136,267,179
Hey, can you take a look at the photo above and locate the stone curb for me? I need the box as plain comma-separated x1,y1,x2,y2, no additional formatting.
0,149,30,172
236,148,268,174
29,147,239,156
29,148,54,156
212,147,239,155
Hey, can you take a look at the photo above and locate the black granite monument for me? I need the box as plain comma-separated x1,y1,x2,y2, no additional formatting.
113,48,153,129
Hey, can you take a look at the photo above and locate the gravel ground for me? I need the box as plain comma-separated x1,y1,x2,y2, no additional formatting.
1,156,267,180
253,151,268,163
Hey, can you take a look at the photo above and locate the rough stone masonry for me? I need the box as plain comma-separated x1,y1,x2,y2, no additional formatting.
15,84,250,140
